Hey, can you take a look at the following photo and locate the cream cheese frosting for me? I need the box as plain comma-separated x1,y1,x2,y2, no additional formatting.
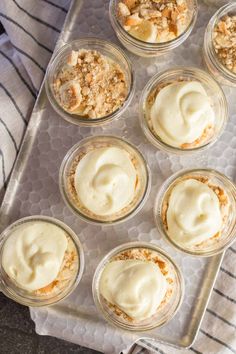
166,179,222,246
2,221,68,291
99,259,167,320
150,81,215,147
74,147,137,216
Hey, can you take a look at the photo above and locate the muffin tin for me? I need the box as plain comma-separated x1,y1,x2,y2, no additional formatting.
0,0,236,353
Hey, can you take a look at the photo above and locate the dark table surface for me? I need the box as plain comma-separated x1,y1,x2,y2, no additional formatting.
0,22,100,354
0,292,101,354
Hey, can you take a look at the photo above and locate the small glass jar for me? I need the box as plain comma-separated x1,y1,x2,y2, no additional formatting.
204,3,236,87
109,0,198,57
45,37,135,125
0,215,84,307
59,135,151,225
92,241,184,331
154,169,236,257
139,67,228,155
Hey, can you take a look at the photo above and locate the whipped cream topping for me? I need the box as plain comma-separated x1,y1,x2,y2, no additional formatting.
2,221,68,291
150,81,215,147
166,179,222,246
100,259,167,320
74,147,137,216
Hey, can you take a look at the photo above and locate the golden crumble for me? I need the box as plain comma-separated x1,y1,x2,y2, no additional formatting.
117,0,192,43
53,49,128,118
213,15,236,75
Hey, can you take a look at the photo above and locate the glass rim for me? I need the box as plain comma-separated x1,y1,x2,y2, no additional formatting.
92,241,185,331
45,37,135,126
154,168,236,257
0,215,84,306
59,135,151,225
109,0,198,49
204,3,236,84
139,66,228,154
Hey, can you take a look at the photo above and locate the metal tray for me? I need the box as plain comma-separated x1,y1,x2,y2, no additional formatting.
0,1,235,353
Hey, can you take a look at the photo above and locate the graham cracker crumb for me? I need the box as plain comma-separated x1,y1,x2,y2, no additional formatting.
213,15,236,75
53,49,128,118
117,0,192,43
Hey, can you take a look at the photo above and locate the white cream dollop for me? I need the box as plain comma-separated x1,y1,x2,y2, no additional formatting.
2,221,68,291
166,179,222,246
99,259,167,320
150,81,215,147
74,147,137,216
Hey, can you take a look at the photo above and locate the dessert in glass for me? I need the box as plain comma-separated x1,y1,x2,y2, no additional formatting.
204,3,236,87
46,38,134,125
0,215,84,306
154,169,236,256
59,136,151,225
93,242,184,331
109,0,198,57
139,67,228,154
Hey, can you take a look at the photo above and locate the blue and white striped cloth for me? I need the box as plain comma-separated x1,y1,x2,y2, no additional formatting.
0,1,235,354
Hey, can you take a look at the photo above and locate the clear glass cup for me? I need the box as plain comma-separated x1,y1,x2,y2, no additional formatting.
45,37,135,125
109,0,198,57
139,67,228,154
92,241,184,331
154,168,236,257
0,215,84,307
203,3,236,87
59,135,151,225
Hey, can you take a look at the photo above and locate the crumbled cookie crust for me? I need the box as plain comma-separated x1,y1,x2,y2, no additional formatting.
53,49,128,118
161,176,229,247
34,236,79,296
146,80,215,149
213,15,236,75
102,248,174,323
117,0,191,43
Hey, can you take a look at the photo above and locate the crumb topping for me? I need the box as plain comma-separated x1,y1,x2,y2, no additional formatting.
53,49,128,118
213,15,236,74
117,0,192,43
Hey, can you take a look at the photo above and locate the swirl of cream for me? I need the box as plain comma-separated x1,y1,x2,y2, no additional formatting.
2,221,68,291
150,81,215,147
166,179,222,246
100,259,167,320
74,147,137,215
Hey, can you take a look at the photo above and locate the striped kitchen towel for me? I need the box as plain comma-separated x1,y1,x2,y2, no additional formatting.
0,0,70,201
0,1,235,354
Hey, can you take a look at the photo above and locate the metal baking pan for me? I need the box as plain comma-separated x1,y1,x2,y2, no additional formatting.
0,1,234,353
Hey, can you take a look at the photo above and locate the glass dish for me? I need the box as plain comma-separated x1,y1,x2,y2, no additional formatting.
154,168,236,257
139,67,228,154
204,3,236,87
45,37,135,125
109,0,198,57
92,241,184,331
59,135,151,225
0,215,84,307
